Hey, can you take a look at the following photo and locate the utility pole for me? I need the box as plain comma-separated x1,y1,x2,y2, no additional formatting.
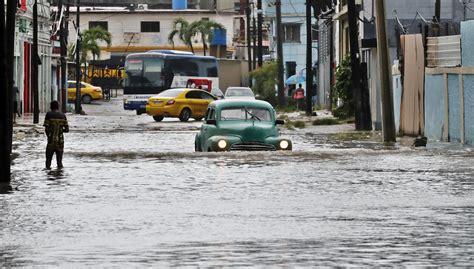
275,0,285,106
75,0,82,114
257,0,263,67
60,0,69,113
32,0,40,124
305,0,313,115
246,0,253,85
347,0,371,130
435,0,441,22
0,0,8,183
252,13,257,70
375,0,396,142
1,0,17,183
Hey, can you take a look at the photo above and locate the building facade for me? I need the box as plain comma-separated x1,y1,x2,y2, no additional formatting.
14,0,56,114
66,6,236,60
265,0,318,96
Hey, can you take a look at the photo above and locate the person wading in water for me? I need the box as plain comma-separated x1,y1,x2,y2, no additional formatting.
43,100,69,169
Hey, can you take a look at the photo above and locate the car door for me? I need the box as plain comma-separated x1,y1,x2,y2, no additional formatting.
199,91,217,118
184,90,202,116
67,82,76,100
201,107,217,150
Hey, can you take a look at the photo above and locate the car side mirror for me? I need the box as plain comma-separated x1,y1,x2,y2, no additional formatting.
206,119,217,125
276,119,284,125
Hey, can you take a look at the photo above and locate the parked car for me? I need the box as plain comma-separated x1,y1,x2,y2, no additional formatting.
195,99,292,152
146,88,217,122
224,86,255,99
210,88,225,99
67,81,103,104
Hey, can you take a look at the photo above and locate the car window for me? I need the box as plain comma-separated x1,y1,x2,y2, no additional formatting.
185,91,201,99
226,88,254,97
220,107,272,121
80,83,86,88
157,89,183,97
200,91,216,100
68,82,76,88
205,108,215,120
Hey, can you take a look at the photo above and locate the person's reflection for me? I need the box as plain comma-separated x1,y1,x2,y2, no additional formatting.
0,182,13,194
46,168,65,181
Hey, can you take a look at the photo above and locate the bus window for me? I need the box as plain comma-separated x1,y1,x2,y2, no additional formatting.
198,59,218,77
143,58,164,87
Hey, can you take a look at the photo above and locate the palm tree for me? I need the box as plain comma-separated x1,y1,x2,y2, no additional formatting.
80,27,112,80
189,19,225,56
81,27,112,63
168,18,196,53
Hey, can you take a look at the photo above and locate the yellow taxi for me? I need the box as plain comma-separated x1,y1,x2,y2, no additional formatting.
67,81,103,104
146,88,217,122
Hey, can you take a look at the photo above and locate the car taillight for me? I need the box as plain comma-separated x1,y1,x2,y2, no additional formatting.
166,100,175,105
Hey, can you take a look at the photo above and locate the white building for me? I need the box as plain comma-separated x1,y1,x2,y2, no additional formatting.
67,6,236,60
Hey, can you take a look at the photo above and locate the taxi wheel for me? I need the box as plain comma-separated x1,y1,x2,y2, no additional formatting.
153,115,164,122
179,108,191,122
82,94,92,104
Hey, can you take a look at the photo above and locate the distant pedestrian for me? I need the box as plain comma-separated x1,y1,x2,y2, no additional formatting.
293,84,305,110
43,100,69,169
12,80,20,123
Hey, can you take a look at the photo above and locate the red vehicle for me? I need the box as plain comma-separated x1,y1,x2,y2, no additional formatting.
186,79,213,92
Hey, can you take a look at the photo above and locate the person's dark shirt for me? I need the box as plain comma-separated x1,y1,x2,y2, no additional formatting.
43,111,69,149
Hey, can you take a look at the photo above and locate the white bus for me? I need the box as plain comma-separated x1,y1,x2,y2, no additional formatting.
123,50,219,114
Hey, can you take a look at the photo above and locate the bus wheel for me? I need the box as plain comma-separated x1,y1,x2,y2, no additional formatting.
179,108,191,122
153,115,164,122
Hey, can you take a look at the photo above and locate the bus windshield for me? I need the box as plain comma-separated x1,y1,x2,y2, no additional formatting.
124,58,164,88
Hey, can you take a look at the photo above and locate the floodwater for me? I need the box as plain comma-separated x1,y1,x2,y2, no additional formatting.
1,100,473,267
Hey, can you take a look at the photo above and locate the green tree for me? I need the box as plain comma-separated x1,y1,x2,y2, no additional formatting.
332,54,354,119
189,19,225,56
250,62,278,104
81,26,112,63
168,18,196,53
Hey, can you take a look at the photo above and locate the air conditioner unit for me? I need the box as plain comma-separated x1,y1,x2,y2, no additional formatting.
137,4,148,10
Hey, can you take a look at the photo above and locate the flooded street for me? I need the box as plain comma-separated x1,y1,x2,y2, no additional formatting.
2,99,473,267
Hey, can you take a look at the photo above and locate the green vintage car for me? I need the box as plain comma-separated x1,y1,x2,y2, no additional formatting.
195,99,292,152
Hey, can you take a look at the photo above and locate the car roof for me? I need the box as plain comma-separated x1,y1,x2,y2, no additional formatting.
210,99,274,110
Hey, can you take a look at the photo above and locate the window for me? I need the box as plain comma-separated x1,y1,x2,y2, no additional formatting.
200,91,216,100
220,107,272,121
89,21,108,31
141,21,160,33
283,24,301,42
186,91,202,99
206,108,216,120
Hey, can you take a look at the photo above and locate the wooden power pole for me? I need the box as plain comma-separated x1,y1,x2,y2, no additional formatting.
32,0,40,124
275,0,285,106
257,0,263,67
75,0,82,114
375,0,396,142
305,0,313,115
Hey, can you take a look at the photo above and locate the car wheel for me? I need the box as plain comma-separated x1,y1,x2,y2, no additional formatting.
179,108,191,122
82,94,92,104
153,115,164,122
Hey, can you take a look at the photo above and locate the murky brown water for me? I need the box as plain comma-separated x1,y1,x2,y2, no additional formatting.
2,103,473,267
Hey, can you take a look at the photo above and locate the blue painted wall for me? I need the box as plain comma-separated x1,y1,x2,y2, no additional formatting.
448,74,461,142
465,75,474,145
424,74,445,141
461,21,474,66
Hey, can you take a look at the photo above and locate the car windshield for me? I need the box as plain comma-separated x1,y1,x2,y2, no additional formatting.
220,107,272,121
156,89,183,97
226,88,254,97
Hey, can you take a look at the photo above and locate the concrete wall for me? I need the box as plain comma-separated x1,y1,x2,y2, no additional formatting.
218,59,249,91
